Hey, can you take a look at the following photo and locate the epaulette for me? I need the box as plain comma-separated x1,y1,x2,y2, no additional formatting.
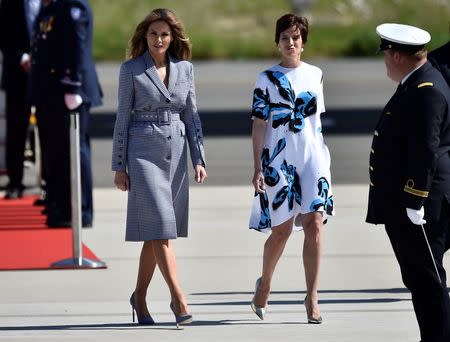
417,82,433,88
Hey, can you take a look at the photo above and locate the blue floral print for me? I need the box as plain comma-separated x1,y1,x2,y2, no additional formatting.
261,138,286,186
265,70,318,133
252,87,271,120
309,177,334,215
249,63,334,232
272,160,302,211
256,191,271,230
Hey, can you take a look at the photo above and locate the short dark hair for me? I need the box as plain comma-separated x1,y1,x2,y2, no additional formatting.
275,14,309,44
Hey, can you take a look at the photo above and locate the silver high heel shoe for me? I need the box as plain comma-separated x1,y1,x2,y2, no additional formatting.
250,277,268,320
304,295,323,324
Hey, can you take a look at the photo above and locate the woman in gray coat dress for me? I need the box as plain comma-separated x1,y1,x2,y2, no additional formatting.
111,8,207,326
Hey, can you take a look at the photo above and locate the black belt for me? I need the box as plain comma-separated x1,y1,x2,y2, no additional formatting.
132,109,180,124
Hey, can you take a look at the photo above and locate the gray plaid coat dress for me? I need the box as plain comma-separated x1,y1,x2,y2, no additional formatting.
111,51,206,241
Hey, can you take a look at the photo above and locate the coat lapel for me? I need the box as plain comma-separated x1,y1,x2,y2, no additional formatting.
143,51,171,99
167,54,178,96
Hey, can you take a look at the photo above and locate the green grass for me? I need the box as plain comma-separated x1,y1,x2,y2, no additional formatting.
91,0,291,60
90,0,450,60
308,0,450,57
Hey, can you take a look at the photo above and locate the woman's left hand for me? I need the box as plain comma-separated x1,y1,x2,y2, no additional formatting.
194,165,207,183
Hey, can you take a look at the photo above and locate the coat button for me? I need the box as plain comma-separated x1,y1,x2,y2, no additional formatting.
166,98,171,103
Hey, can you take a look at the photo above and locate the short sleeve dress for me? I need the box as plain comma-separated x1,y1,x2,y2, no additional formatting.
249,62,335,233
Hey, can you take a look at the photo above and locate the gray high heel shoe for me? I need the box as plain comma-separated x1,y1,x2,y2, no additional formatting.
170,302,193,327
250,277,268,320
130,292,155,325
304,295,323,324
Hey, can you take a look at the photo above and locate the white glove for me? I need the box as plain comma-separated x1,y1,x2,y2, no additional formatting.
20,53,31,72
406,207,426,225
20,53,30,65
64,93,83,110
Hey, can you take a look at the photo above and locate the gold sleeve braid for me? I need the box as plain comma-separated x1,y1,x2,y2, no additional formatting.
403,179,429,198
401,82,434,198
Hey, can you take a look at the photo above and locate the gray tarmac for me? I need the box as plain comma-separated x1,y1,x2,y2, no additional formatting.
2,184,446,342
1,59,449,342
93,58,395,112
89,58,386,187
90,134,372,188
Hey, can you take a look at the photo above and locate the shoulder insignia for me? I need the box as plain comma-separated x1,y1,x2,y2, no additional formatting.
403,179,429,198
417,82,433,88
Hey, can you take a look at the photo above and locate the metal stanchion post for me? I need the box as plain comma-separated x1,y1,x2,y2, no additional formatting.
30,107,42,190
51,111,106,268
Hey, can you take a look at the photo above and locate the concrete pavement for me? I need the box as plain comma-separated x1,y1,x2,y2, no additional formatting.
2,184,446,341
87,59,391,138
0,58,443,341
92,58,395,113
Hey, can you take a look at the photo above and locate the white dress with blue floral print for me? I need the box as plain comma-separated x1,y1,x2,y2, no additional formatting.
249,62,334,233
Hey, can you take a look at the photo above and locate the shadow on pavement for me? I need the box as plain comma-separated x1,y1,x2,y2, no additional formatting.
190,298,411,307
191,287,411,296
0,320,307,331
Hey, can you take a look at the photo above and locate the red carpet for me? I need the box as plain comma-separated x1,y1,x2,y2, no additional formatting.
0,195,105,270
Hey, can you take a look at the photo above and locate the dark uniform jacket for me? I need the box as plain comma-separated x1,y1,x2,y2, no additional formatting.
30,0,102,106
429,40,450,88
0,0,30,91
366,61,450,224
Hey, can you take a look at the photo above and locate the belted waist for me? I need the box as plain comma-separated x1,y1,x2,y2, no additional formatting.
132,109,180,124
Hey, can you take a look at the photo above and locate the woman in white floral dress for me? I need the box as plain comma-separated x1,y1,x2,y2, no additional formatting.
249,14,334,323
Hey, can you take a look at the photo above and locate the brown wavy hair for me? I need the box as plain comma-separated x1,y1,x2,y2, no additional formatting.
275,14,309,45
127,8,191,60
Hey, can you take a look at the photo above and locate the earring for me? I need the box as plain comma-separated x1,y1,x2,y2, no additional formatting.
301,47,304,52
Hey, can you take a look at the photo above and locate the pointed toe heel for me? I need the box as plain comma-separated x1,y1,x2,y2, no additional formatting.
130,292,155,325
304,295,323,324
251,277,268,320
170,302,193,327
250,301,267,320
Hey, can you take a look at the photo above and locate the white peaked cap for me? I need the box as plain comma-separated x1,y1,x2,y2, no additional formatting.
376,23,431,48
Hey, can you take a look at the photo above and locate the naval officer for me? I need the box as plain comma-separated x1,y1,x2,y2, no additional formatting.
0,0,40,199
29,0,102,227
366,23,450,342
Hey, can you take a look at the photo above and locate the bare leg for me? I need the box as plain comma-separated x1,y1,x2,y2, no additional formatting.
134,241,157,316
253,217,294,307
301,212,323,319
152,239,189,315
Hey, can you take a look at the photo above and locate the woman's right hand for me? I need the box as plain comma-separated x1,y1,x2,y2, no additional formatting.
114,170,130,192
252,169,265,193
